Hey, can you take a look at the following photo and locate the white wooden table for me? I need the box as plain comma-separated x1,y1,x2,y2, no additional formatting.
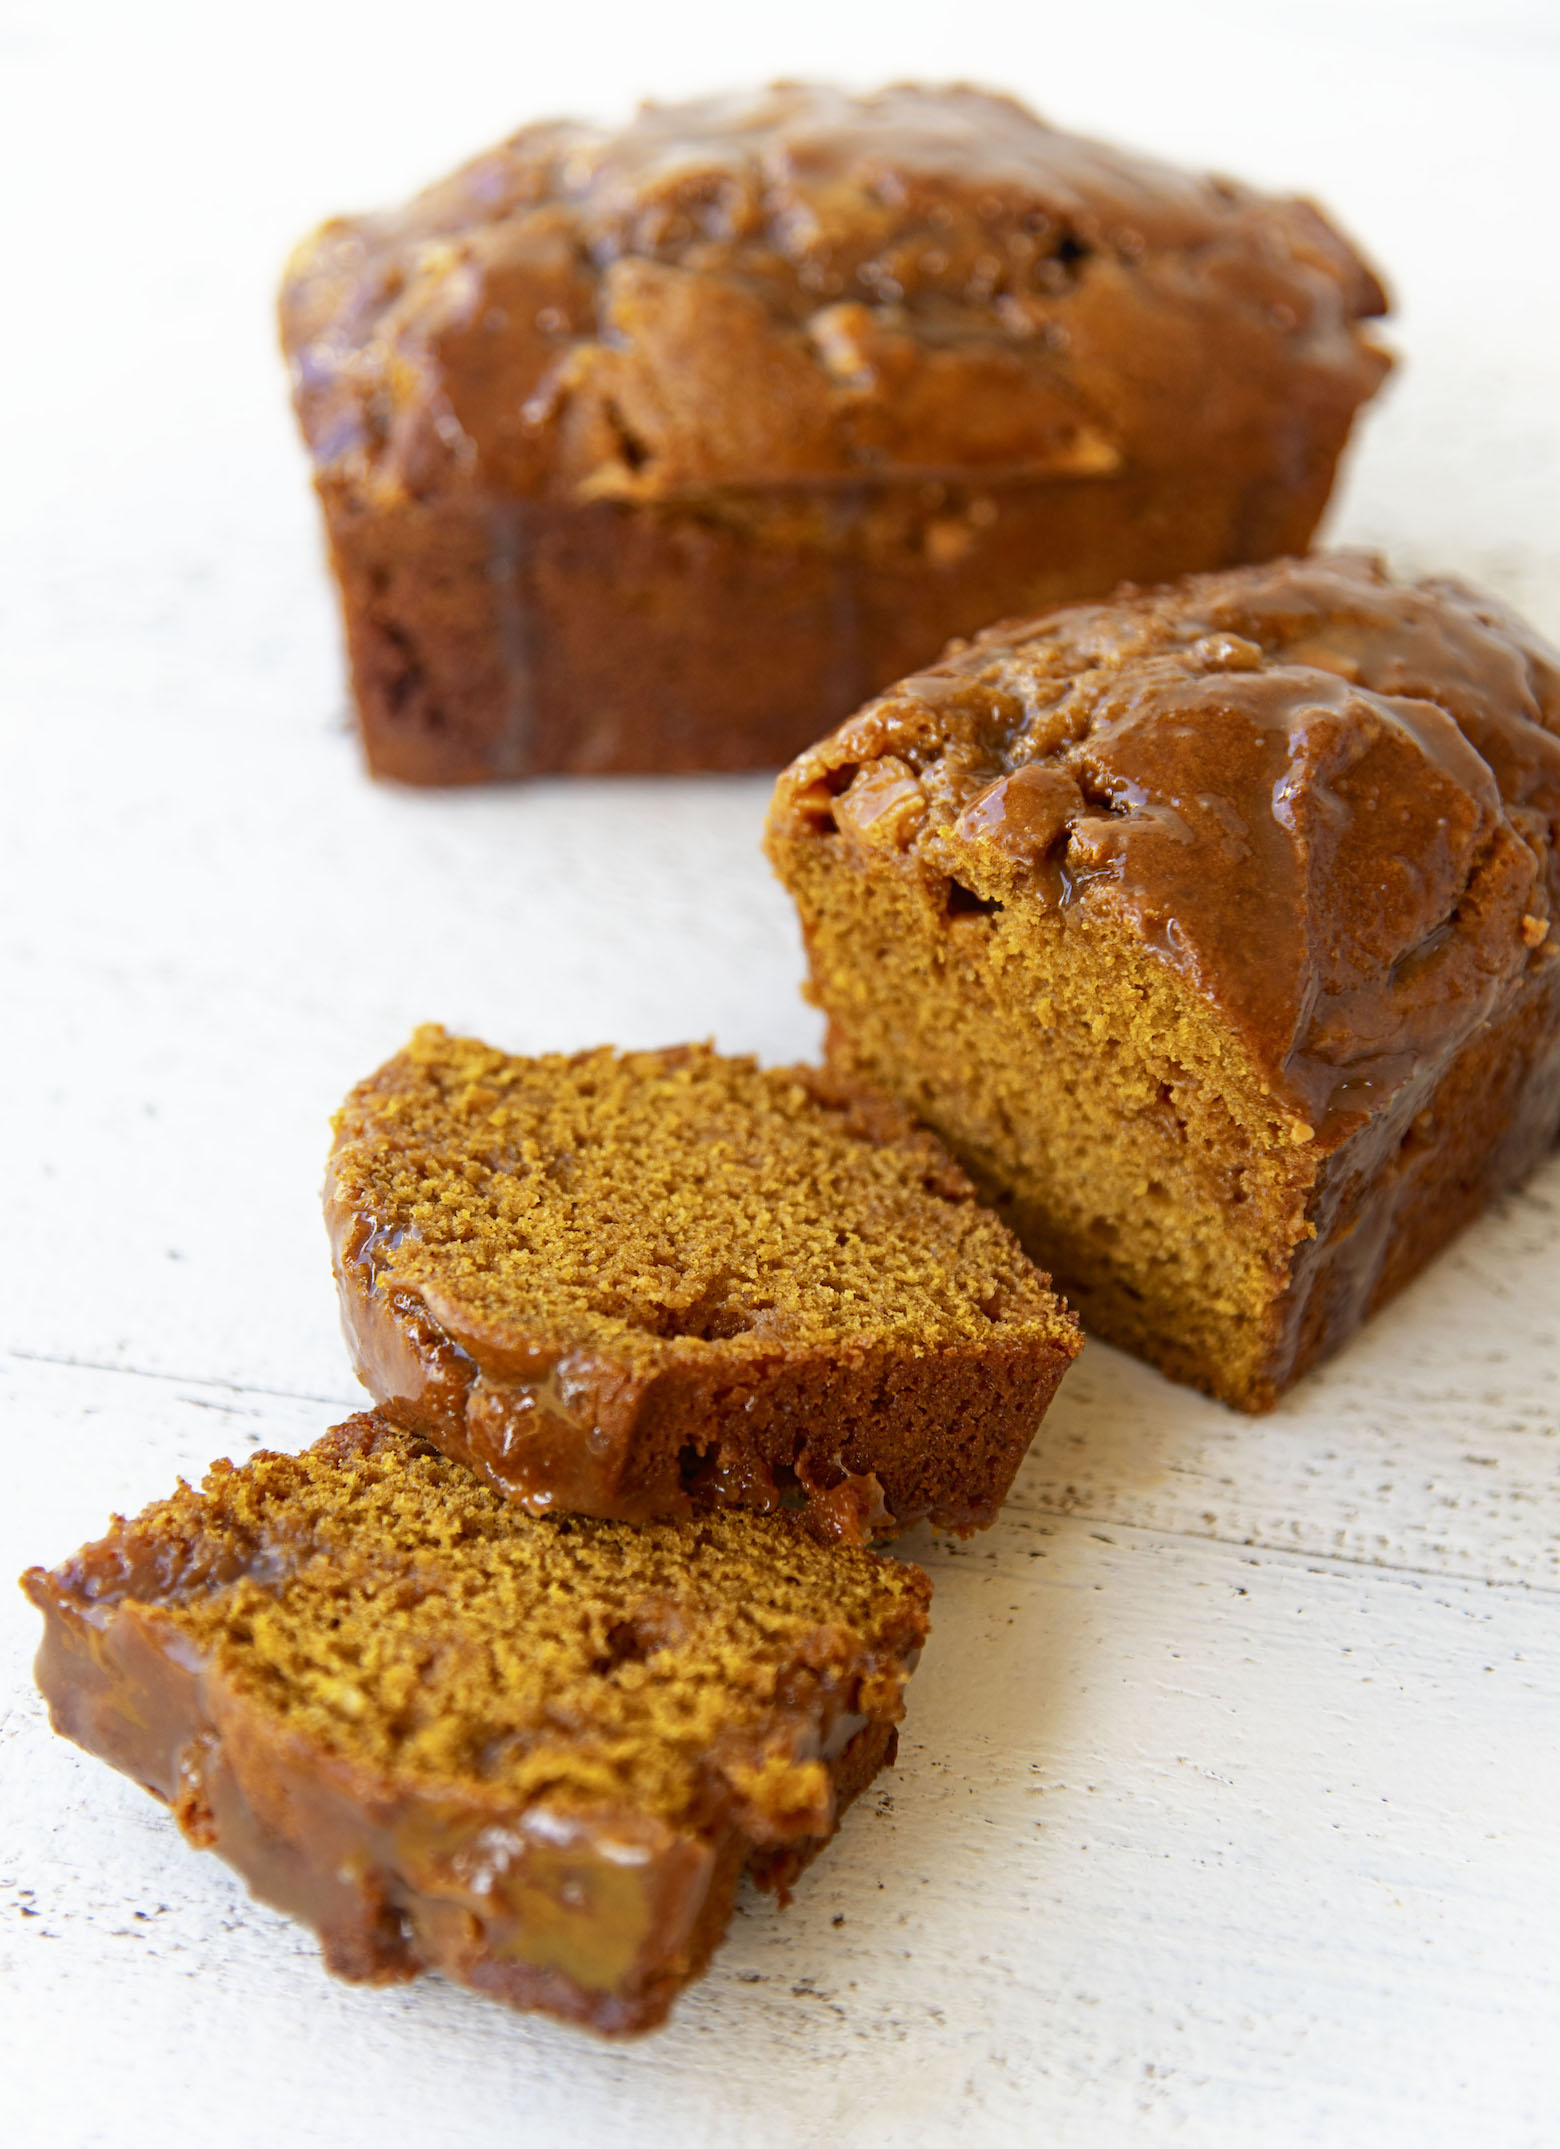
3,4,1557,2142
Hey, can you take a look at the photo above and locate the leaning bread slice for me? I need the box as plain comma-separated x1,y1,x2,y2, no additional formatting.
326,1028,1080,1537
23,1414,930,2036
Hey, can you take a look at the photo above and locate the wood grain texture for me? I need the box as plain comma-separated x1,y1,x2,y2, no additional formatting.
3,3,1559,2144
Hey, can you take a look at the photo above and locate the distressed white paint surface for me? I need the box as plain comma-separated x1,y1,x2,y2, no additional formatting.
3,3,1559,2144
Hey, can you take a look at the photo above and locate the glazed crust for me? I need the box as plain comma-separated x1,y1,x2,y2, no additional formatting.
280,82,1390,781
766,554,1560,1408
774,553,1560,1125
21,1416,929,2036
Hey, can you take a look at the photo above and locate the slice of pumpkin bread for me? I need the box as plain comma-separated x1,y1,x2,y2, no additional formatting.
326,1028,1080,1537
22,1414,930,2036
766,553,1560,1411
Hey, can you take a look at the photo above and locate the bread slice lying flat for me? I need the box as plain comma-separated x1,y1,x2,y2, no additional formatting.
23,1414,930,2035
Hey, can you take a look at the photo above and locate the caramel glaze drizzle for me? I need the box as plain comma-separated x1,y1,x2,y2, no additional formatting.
327,1198,905,1543
281,83,1388,505
788,552,1560,1148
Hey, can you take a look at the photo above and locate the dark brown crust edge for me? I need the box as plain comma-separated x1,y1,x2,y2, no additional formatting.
1271,949,1560,1407
20,1451,926,2035
324,1046,1081,1539
326,1216,1080,1545
317,453,1344,785
331,1248,1079,1541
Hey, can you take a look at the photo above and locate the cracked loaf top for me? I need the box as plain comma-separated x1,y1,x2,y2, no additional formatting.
768,554,1560,1138
279,82,1390,508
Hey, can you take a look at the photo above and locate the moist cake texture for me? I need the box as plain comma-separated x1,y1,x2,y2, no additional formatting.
281,81,1389,782
766,553,1560,1410
327,1029,1080,1534
22,1414,930,2035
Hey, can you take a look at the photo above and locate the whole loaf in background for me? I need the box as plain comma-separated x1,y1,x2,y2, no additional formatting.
281,83,1391,783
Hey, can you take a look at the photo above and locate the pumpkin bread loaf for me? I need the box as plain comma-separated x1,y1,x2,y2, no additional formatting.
22,1414,930,2035
280,82,1389,784
766,553,1560,1411
327,1029,1080,1536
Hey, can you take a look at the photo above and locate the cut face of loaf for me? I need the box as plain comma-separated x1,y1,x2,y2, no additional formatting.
326,1031,1080,1534
766,553,1560,1411
21,1416,930,2036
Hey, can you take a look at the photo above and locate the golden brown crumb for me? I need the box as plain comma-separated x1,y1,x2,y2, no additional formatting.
324,1031,1080,1534
65,1418,928,1830
331,1028,1062,1371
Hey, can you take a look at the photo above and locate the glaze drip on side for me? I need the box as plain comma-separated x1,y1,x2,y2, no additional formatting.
781,553,1560,1139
